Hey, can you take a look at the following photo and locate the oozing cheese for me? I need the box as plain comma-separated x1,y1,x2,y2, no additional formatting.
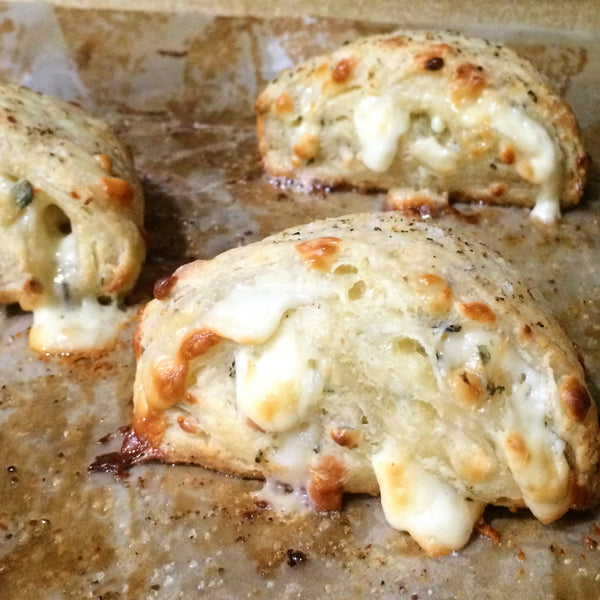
29,297,127,352
352,90,561,221
372,447,484,555
235,319,326,431
22,219,130,352
202,279,325,345
410,136,457,173
353,95,410,172
53,233,79,300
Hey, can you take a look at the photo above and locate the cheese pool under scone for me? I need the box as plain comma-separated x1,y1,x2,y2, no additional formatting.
130,212,599,556
0,84,145,352
255,30,588,223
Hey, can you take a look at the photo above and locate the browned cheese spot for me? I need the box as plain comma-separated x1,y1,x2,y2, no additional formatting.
70,190,80,199
151,361,188,409
293,133,319,160
153,275,178,301
309,455,346,512
451,63,487,104
416,273,453,314
132,323,143,361
178,329,222,362
505,432,531,465
458,301,496,324
489,182,506,197
101,176,134,207
559,375,591,422
132,409,168,447
501,146,516,165
295,236,341,271
450,370,484,408
330,428,359,449
331,57,356,84
275,91,293,114
177,415,199,434
94,153,113,172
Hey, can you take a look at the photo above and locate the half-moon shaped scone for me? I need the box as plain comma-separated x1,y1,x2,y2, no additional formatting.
0,84,145,352
131,212,599,556
255,30,588,223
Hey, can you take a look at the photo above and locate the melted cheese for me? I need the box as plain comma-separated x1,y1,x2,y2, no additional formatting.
29,298,127,352
410,136,457,173
53,233,79,300
353,95,410,172
352,90,561,221
253,477,311,514
235,321,325,431
439,323,571,519
202,280,323,345
372,447,484,555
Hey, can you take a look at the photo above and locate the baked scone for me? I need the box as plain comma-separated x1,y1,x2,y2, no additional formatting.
129,212,599,555
255,30,588,222
0,84,145,352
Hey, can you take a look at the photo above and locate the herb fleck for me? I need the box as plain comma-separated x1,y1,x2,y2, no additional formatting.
486,382,505,396
14,179,33,208
478,345,491,363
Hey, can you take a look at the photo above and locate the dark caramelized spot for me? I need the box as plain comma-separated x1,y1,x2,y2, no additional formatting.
559,375,591,421
88,423,165,477
153,275,178,300
426,56,444,70
286,549,308,567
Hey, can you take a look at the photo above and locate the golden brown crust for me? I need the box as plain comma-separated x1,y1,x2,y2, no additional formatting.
559,375,592,422
256,30,588,218
131,212,600,551
0,84,145,352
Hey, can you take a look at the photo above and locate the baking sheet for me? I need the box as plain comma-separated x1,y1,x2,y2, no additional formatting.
0,4,599,598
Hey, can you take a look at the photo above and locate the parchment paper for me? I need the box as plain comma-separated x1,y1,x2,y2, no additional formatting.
0,4,599,598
